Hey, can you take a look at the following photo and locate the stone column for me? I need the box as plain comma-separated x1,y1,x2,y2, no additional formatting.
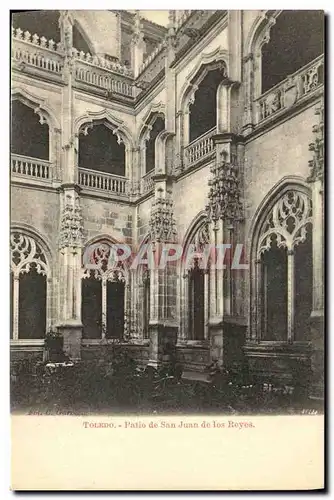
307,101,324,398
147,187,178,368
131,13,146,78
56,12,83,360
206,134,244,368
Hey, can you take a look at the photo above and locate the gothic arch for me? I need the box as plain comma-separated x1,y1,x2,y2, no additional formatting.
10,225,53,340
178,48,228,112
11,87,61,131
10,223,53,273
244,10,281,57
179,211,210,342
75,109,134,149
248,175,311,251
137,103,166,144
248,177,312,342
81,234,130,340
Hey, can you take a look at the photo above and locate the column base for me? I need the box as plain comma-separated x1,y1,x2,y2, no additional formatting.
57,320,83,361
209,318,224,368
147,321,178,369
309,311,324,400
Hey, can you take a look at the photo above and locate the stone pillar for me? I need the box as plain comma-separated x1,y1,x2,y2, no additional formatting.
307,101,324,399
147,187,178,368
56,12,83,360
206,134,244,368
131,13,146,78
242,54,255,134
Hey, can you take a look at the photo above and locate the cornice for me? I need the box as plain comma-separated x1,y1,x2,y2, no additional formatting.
74,89,136,116
11,71,63,94
170,11,228,72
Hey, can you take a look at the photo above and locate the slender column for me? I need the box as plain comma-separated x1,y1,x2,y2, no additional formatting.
101,279,107,340
287,249,295,343
13,276,20,340
204,271,209,339
242,54,255,134
131,13,145,78
311,179,324,314
254,259,262,342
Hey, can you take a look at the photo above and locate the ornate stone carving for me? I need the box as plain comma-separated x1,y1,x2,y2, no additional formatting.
206,151,243,224
308,101,324,184
257,190,312,257
59,194,83,249
149,189,177,243
11,232,49,278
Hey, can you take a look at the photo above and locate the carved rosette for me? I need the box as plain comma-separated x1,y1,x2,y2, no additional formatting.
149,189,177,243
308,101,324,184
59,194,83,249
206,151,243,224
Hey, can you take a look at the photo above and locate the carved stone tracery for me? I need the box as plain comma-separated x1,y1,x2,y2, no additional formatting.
258,190,312,257
149,189,177,243
59,194,84,249
206,151,243,224
308,101,324,184
11,232,49,278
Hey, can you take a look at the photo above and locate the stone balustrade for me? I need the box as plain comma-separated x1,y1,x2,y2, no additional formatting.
72,49,133,77
138,40,166,76
12,27,63,74
141,170,155,194
184,127,216,168
256,54,324,124
78,168,128,196
11,154,52,180
12,27,134,98
74,57,134,97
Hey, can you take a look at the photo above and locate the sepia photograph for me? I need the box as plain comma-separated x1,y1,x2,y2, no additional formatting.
9,7,325,490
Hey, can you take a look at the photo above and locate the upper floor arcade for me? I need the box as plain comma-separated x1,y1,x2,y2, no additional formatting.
11,10,324,201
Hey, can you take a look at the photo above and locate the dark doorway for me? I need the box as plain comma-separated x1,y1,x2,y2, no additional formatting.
188,263,205,340
261,236,288,341
106,281,125,339
82,276,102,339
18,265,46,339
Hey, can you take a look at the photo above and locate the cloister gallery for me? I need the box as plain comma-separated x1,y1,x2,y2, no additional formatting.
11,10,324,397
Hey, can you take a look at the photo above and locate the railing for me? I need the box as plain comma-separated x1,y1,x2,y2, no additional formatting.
73,49,133,77
256,54,324,124
138,40,166,76
11,154,52,180
184,127,216,168
78,168,128,196
75,58,134,97
136,44,167,90
12,27,134,99
11,28,63,74
141,170,155,194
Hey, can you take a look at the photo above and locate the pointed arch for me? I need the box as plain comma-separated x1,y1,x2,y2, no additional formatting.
81,234,130,341
248,177,313,343
75,109,134,149
178,47,229,112
179,211,210,343
11,87,61,131
138,103,166,144
10,225,53,341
